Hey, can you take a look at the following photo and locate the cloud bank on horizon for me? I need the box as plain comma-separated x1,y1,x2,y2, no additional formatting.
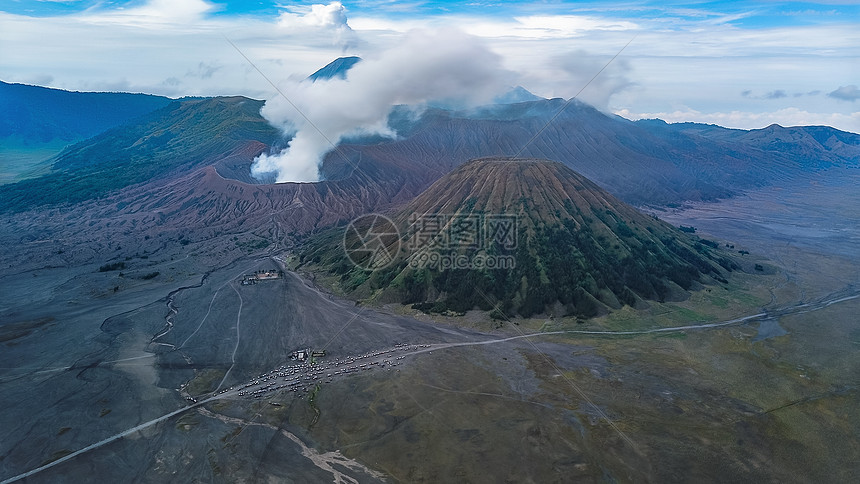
1,0,858,154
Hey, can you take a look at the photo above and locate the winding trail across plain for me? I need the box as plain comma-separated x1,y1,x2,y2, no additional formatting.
3,282,857,484
214,281,244,392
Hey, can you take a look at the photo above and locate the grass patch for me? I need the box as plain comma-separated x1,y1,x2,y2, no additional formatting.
308,383,322,427
175,413,199,431
0,141,67,185
42,449,73,466
236,237,271,252
0,317,53,342
657,305,710,326
221,426,243,444
98,261,126,272
186,368,225,395
653,331,688,339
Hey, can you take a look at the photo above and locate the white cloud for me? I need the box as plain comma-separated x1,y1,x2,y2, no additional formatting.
454,14,638,39
278,1,350,29
348,16,430,32
511,14,637,36
0,1,856,135
252,28,514,182
79,0,218,27
0,1,357,97
533,50,633,110
277,1,357,49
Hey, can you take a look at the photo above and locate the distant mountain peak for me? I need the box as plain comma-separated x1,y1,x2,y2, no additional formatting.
492,86,543,104
307,56,361,82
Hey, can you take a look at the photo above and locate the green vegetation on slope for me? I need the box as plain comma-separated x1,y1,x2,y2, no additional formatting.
299,159,738,319
0,96,279,212
302,215,734,319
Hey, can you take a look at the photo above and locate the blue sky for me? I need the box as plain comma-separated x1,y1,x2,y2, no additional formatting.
3,1,857,22
0,1,857,131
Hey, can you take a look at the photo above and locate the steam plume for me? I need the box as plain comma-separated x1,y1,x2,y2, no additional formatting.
252,29,513,182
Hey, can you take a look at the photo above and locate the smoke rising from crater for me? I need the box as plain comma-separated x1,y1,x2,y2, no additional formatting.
252,29,513,183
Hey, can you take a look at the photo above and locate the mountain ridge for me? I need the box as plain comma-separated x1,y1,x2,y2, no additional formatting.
1,83,857,248
0,80,172,145
0,96,280,211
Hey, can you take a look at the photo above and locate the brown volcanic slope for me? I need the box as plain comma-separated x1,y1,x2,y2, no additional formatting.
108,163,415,234
7,95,857,217
2,93,855,274
315,99,859,206
300,158,737,318
401,156,651,228
0,96,425,268
0,96,279,212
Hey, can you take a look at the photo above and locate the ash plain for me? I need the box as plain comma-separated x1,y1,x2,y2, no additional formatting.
1,169,859,483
